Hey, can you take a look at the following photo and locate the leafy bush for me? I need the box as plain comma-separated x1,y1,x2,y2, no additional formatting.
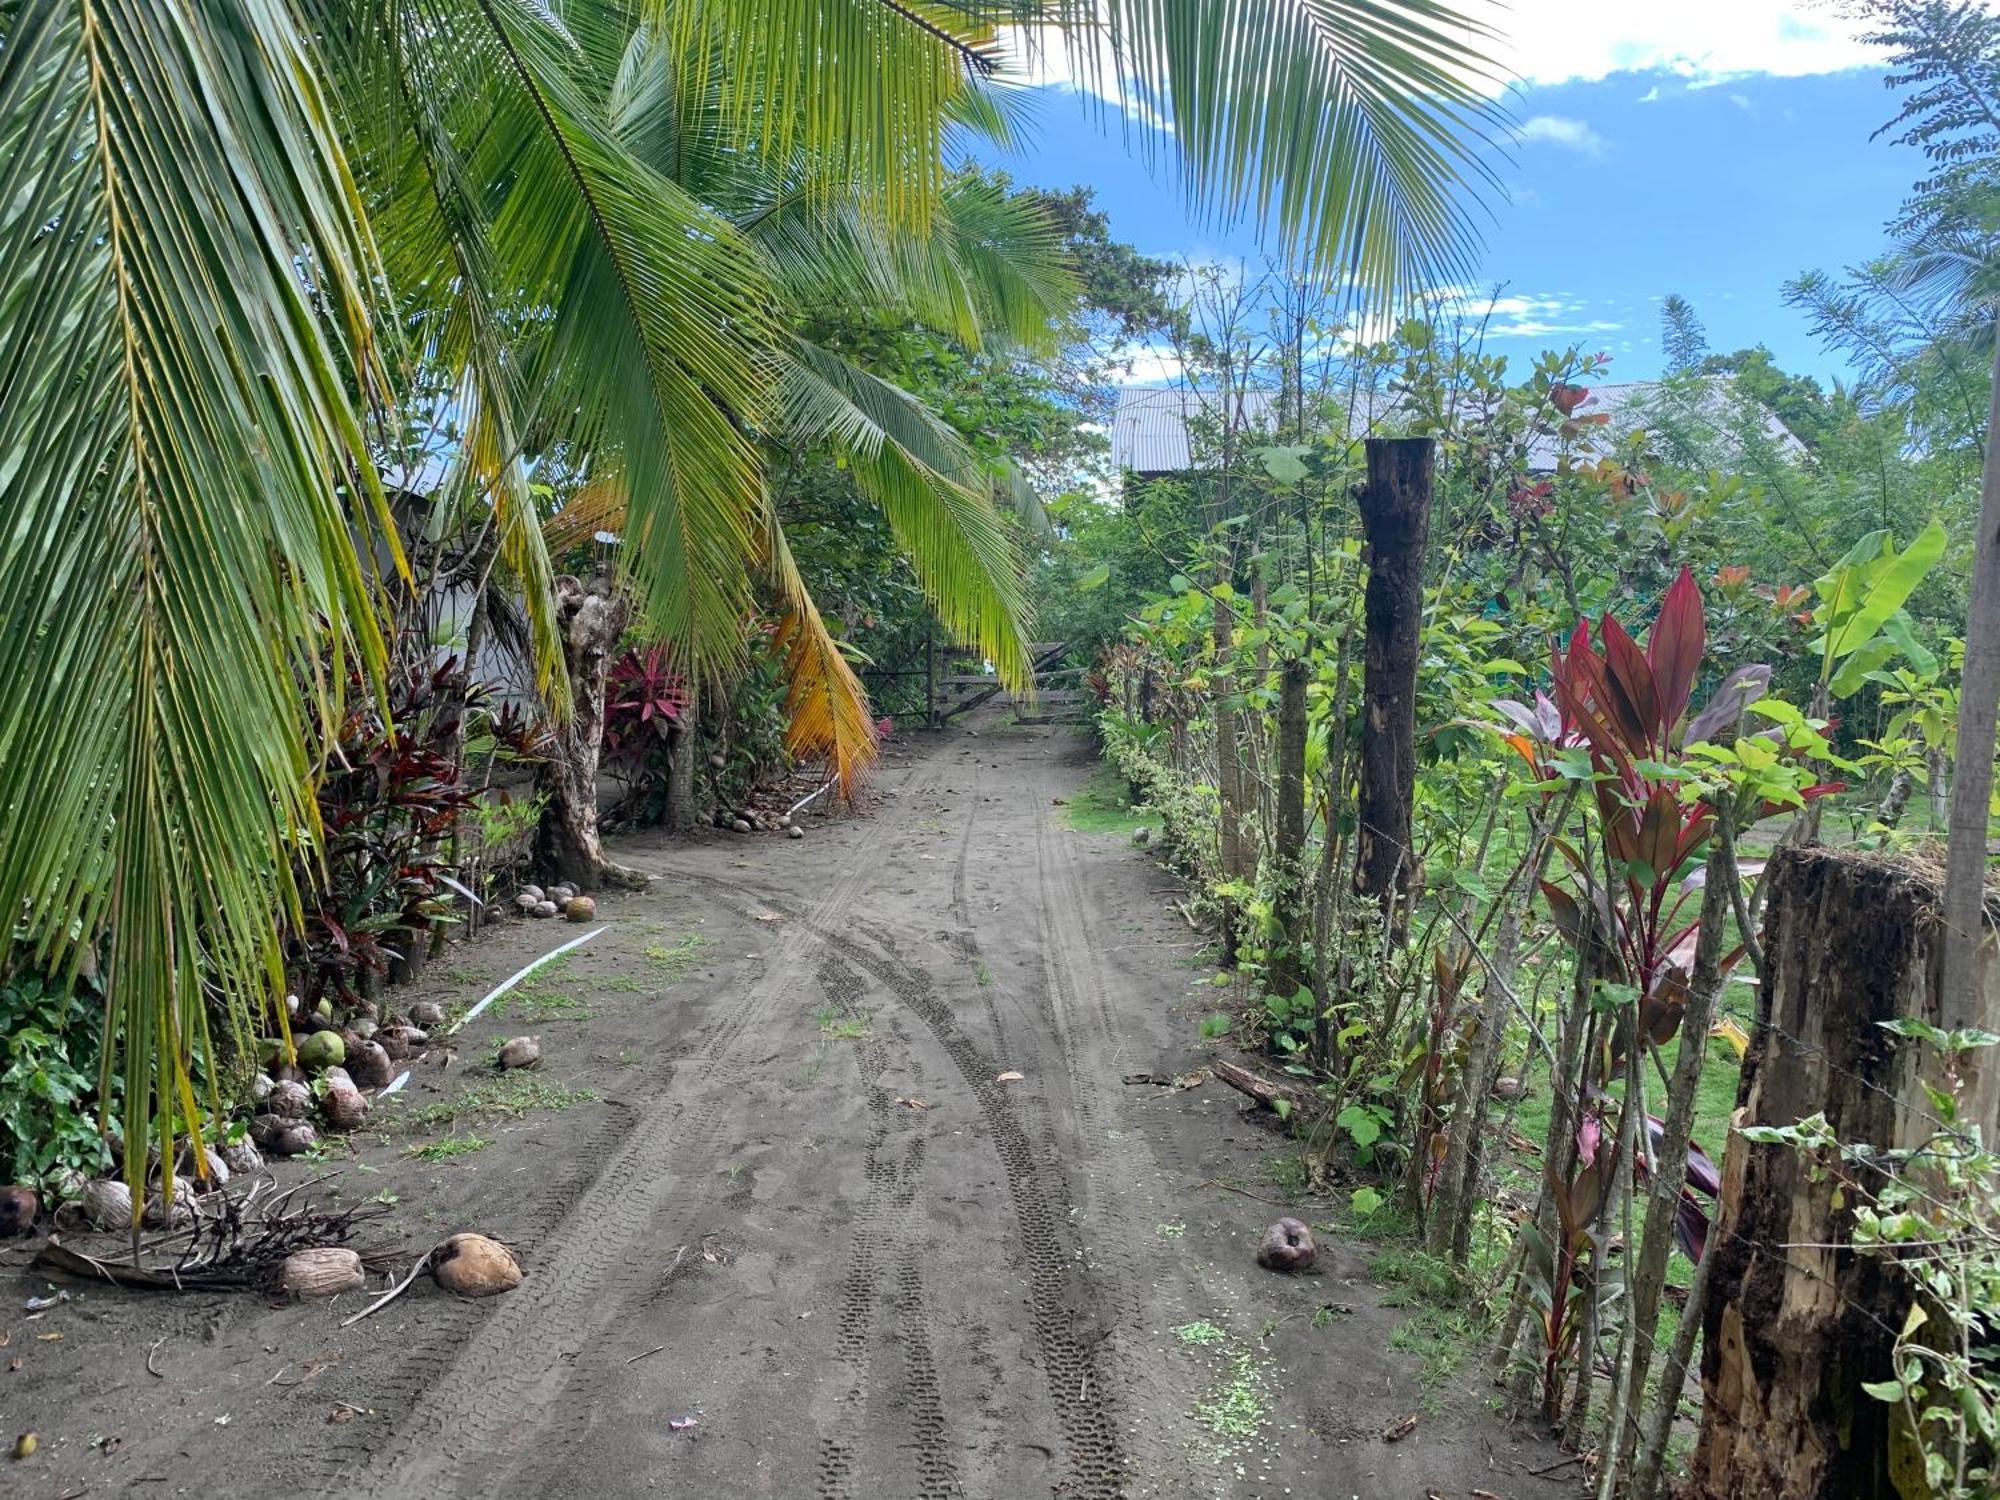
0,972,111,1189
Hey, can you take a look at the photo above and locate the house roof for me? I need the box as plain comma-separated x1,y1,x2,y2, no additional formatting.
1109,378,1805,477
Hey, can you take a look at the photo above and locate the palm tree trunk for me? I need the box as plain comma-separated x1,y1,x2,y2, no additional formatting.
536,574,646,892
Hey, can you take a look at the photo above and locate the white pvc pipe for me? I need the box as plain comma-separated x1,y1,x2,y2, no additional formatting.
446,924,607,1035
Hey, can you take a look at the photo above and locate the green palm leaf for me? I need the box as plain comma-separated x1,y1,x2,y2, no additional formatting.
0,0,395,1202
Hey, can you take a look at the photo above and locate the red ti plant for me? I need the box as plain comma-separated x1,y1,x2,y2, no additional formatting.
1497,568,1838,1417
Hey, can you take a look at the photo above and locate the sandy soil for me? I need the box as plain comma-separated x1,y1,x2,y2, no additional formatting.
0,715,1581,1500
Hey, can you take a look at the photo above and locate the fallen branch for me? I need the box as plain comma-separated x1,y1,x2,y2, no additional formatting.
1211,1059,1319,1121
339,1250,435,1329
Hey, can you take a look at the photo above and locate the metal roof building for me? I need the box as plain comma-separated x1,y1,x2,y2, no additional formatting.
1109,379,1805,479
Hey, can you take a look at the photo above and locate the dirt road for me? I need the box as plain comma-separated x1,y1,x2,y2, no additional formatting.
3,717,1575,1499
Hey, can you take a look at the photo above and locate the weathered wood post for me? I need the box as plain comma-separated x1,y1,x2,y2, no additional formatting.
1689,846,1999,1499
1353,437,1434,927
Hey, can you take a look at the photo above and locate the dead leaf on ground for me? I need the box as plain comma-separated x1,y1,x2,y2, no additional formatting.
995,1071,1024,1084
1471,1490,1503,1499
33,1333,59,1343
668,1415,700,1432
1382,1412,1418,1442
1174,1070,1208,1089
700,1235,734,1266
894,1097,933,1110
754,911,781,924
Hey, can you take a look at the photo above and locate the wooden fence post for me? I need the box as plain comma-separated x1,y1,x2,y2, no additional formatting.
1689,846,1999,1499
1353,436,1433,926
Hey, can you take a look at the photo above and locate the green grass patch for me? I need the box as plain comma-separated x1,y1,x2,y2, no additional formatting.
386,1074,595,1134
1064,763,1151,836
644,934,707,979
973,959,993,987
1191,1350,1268,1448
401,1134,490,1162
1175,1319,1225,1346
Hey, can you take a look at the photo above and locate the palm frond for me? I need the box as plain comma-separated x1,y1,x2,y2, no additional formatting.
0,0,394,1194
782,338,1035,688
765,518,881,795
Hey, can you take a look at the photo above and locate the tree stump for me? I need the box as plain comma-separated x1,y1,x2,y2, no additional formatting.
1353,437,1433,928
1689,846,1996,1499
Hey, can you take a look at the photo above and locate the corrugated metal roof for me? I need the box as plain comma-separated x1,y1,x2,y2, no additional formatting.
1110,378,1805,477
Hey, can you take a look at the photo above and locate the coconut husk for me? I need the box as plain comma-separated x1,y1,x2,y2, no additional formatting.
432,1233,521,1297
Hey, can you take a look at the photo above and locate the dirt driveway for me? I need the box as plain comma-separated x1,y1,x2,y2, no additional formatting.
2,716,1576,1499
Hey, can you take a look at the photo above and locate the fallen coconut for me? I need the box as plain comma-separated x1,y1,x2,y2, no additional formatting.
1490,1076,1526,1101
48,1168,86,1206
320,1065,356,1094
269,1122,319,1158
731,819,752,834
1255,1217,1318,1273
408,1001,446,1029
267,1079,312,1120
179,1143,229,1187
251,1071,275,1103
144,1177,199,1228
533,900,558,919
0,1187,38,1237
564,896,596,922
520,884,545,904
786,825,804,840
297,1029,345,1072
707,752,726,770
347,1040,394,1091
497,1036,541,1071
350,1016,379,1041
218,1139,265,1177
277,1246,365,1299
321,1084,368,1133
514,893,541,916
80,1179,134,1231
432,1233,522,1297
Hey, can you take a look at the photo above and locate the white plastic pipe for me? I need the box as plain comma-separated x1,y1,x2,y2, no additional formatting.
446,924,607,1035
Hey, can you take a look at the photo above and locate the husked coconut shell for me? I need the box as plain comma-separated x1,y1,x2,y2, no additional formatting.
497,1036,541,1071
347,1040,394,1090
708,752,726,770
219,1139,265,1177
549,884,575,904
514,892,540,916
0,1186,38,1237
1491,1076,1526,1101
350,1017,379,1041
321,1084,368,1132
320,1066,356,1094
271,1061,307,1085
1255,1217,1318,1273
731,819,752,834
564,896,596,922
251,1072,274,1103
144,1177,199,1228
179,1143,229,1187
408,1001,446,1029
267,1079,312,1120
432,1233,522,1297
533,901,558,919
519,885,545,903
786,825,804,840
277,1246,364,1299
81,1179,134,1231
375,1026,411,1061
270,1123,319,1157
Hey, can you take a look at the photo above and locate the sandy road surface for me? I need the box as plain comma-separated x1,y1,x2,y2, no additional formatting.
2,716,1575,1500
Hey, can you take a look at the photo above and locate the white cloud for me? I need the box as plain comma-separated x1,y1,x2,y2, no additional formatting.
1446,1,1919,92
1430,287,1624,340
1514,114,1606,157
1637,85,1662,103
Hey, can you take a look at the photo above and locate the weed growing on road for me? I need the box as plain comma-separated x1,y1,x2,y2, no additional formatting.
1175,1320,1224,1346
644,934,707,978
403,1135,491,1162
973,959,993,986
1156,1221,1186,1239
799,1042,834,1085
814,1006,870,1040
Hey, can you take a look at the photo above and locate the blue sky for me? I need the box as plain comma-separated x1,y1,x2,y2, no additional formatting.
972,4,1948,384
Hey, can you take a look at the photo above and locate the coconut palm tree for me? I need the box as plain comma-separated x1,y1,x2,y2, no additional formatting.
0,0,1501,1193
